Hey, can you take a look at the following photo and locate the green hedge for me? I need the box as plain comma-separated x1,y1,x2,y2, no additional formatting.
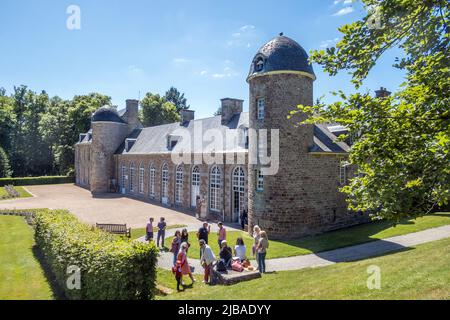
34,209,158,300
0,176,74,186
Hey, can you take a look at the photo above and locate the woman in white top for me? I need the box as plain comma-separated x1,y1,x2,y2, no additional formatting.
234,237,247,261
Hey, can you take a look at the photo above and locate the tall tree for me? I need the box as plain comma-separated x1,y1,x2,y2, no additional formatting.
0,88,15,152
0,146,11,178
292,0,449,221
165,87,190,113
140,93,180,127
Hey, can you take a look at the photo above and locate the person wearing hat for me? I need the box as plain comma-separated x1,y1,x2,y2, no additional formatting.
199,239,216,284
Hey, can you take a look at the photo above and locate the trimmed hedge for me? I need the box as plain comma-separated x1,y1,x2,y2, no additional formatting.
0,175,74,186
34,209,158,300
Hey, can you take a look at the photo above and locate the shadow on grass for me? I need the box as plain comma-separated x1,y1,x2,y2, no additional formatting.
32,245,66,300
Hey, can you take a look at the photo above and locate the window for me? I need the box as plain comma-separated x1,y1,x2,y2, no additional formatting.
256,169,264,191
257,98,265,120
191,166,200,207
149,165,156,197
175,165,183,204
161,163,169,201
233,167,245,220
339,158,348,185
139,165,145,194
121,165,126,190
255,57,264,72
210,166,221,212
129,163,135,192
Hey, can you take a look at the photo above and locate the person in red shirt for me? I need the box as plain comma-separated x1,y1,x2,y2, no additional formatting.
217,222,226,248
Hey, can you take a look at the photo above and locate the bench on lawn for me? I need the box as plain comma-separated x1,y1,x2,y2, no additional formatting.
96,223,131,238
212,269,261,285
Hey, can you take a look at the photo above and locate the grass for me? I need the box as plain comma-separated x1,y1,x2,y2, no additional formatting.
157,237,450,300
184,212,450,259
0,215,54,300
0,186,33,199
127,224,188,240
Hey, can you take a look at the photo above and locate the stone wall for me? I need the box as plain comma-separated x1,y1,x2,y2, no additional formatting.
113,153,248,223
248,73,365,239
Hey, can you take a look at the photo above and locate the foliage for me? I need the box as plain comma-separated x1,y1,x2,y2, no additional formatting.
0,146,11,178
292,0,450,220
165,87,190,113
0,175,74,187
140,93,180,127
33,209,158,300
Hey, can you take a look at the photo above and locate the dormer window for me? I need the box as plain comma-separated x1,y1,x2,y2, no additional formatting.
255,57,264,72
125,138,136,152
167,135,181,150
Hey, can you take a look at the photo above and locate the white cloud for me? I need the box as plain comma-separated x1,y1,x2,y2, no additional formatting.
226,24,258,48
172,58,191,65
334,0,353,5
320,37,340,48
127,65,144,75
332,7,354,16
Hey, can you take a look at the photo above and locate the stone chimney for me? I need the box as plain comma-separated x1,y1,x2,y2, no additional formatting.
375,87,391,98
180,109,195,124
221,98,244,125
125,99,139,127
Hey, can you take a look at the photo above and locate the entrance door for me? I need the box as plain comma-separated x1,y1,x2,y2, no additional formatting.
191,166,200,207
232,167,245,223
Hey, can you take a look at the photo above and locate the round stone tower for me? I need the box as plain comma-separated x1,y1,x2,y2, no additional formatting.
90,106,129,194
247,34,316,239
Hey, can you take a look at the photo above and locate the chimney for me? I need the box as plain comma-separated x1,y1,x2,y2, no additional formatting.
220,98,244,125
125,99,139,127
180,109,195,124
375,87,391,98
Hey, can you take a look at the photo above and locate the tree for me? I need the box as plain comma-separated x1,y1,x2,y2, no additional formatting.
292,0,449,221
140,93,180,127
165,87,190,113
0,88,15,152
0,146,12,178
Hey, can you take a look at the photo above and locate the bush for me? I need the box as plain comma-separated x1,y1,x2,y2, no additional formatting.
0,146,12,178
34,210,158,300
0,175,74,186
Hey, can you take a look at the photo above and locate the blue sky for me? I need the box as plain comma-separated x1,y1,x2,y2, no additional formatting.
0,0,405,119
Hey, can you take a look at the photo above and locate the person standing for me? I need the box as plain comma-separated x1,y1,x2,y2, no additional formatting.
217,222,226,248
177,242,196,285
157,217,167,248
169,230,181,266
197,222,211,258
199,239,215,284
145,217,154,242
240,210,248,230
256,231,269,273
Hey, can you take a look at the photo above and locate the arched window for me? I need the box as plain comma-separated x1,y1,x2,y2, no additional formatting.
257,97,265,120
175,165,183,204
210,166,222,212
191,166,200,207
161,163,169,204
149,164,156,197
129,163,135,192
232,166,245,222
121,164,126,192
139,163,145,194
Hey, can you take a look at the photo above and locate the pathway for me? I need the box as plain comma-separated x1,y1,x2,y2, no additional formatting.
152,225,450,274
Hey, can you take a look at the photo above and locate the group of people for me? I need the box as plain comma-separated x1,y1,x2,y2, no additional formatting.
166,221,269,291
145,217,167,248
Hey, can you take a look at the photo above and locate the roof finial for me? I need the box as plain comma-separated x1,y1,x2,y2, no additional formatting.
279,32,284,36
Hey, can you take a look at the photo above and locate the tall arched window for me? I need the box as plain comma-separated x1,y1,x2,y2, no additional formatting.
121,164,126,192
129,163,135,192
232,167,245,222
161,163,169,204
210,166,221,212
149,164,156,197
175,165,183,204
191,166,200,207
139,163,145,194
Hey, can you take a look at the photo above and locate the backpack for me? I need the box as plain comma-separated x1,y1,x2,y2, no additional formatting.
231,261,244,272
216,260,227,272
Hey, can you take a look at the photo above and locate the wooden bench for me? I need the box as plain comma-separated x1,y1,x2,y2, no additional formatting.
96,223,131,238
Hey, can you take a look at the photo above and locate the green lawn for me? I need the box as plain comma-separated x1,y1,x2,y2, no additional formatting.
0,216,54,300
157,236,450,300
0,186,32,199
128,224,188,240
185,212,450,259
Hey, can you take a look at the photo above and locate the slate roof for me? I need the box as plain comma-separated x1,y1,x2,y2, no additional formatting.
248,35,315,79
115,113,249,155
310,124,350,153
92,106,125,123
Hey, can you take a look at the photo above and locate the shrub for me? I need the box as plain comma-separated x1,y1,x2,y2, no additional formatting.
0,175,74,186
34,209,158,300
